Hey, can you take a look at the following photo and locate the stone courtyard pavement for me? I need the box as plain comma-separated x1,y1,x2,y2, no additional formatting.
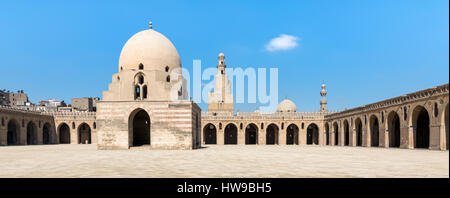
0,144,448,178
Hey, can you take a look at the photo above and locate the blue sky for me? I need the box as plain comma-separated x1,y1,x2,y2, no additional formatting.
0,0,448,112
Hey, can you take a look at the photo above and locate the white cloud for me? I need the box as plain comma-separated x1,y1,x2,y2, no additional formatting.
265,34,300,52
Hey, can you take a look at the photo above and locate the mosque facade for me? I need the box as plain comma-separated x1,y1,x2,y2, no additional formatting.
0,25,448,150
95,24,201,150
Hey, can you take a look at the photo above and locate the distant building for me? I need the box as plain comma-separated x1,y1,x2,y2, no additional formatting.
0,90,7,106
57,106,73,112
38,99,66,108
71,97,99,112
0,90,28,107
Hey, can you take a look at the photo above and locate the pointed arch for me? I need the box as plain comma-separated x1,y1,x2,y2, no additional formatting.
333,122,339,146
411,105,430,149
77,123,92,144
43,122,52,144
343,119,350,146
58,123,71,144
245,123,258,144
370,115,380,147
203,123,217,144
26,121,38,145
129,108,151,146
266,124,279,145
325,122,330,145
387,111,401,148
7,119,20,145
307,123,319,145
286,124,299,145
224,123,238,144
355,117,363,146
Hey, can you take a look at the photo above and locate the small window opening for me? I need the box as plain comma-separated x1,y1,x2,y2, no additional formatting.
403,107,407,121
143,85,148,99
135,86,141,100
138,75,144,85
434,103,439,117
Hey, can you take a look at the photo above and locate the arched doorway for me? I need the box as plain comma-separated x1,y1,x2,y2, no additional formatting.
58,123,71,144
27,121,38,145
412,106,429,149
388,111,401,148
355,118,363,146
325,123,330,145
78,123,91,144
445,104,449,150
43,123,51,144
130,109,150,146
266,124,279,145
245,123,258,145
286,124,299,145
7,120,20,145
333,122,339,146
203,123,217,144
343,120,349,146
224,123,237,144
307,123,319,145
370,115,379,147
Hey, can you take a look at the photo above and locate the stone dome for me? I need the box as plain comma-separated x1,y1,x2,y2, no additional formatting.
277,99,297,112
118,28,181,72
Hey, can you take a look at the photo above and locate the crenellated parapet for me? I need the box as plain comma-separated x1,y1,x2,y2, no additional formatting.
325,83,449,120
0,106,56,146
0,105,48,116
323,83,449,150
202,111,334,121
42,111,97,118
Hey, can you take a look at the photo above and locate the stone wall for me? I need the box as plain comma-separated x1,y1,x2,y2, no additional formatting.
324,83,449,150
0,106,56,145
201,111,328,145
43,112,97,144
96,100,201,150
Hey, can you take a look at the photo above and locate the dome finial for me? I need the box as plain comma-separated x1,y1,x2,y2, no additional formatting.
118,23,181,71
320,82,327,97
149,21,153,29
